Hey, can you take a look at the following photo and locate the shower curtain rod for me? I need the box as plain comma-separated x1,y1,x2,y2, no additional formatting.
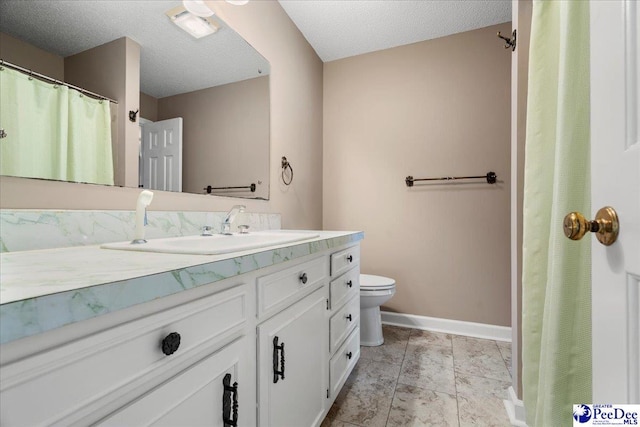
0,59,118,104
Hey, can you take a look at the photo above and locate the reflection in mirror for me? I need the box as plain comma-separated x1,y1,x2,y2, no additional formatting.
0,0,270,199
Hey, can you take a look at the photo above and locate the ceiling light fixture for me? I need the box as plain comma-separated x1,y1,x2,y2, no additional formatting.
182,0,214,17
166,6,220,39
225,0,249,5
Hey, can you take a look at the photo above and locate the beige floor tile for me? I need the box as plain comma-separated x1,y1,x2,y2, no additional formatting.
360,343,407,366
457,394,511,427
353,358,402,384
399,343,456,394
320,416,362,427
328,359,399,427
455,373,510,399
382,325,412,343
405,342,454,366
360,325,410,365
327,328,512,427
496,341,512,377
452,336,511,382
409,329,453,348
387,383,459,427
329,382,395,427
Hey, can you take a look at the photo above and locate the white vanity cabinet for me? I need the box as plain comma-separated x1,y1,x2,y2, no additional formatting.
256,253,329,427
327,245,361,400
0,236,363,427
99,336,249,427
254,245,362,427
0,283,255,427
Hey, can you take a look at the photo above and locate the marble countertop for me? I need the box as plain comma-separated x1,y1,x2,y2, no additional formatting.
0,230,363,344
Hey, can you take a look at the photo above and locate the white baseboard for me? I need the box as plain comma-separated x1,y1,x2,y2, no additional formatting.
380,311,512,342
503,386,527,426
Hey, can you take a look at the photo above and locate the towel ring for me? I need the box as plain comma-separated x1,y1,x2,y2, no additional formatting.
281,156,293,185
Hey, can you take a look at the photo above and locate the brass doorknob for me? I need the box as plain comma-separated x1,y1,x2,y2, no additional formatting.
563,206,619,246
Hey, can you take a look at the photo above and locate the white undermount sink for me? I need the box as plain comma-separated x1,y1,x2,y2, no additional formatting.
101,231,320,255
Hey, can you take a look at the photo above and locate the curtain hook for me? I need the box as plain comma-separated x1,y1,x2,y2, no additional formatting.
28,70,33,81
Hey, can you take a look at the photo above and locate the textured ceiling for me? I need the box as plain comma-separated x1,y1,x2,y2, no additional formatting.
278,0,512,62
0,1,270,98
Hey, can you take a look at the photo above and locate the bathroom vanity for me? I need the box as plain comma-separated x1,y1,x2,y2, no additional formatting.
0,230,363,426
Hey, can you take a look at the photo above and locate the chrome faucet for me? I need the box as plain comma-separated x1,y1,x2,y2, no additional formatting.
221,205,245,235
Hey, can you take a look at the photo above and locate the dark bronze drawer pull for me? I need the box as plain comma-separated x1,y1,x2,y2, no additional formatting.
222,373,238,427
161,332,181,356
273,336,285,383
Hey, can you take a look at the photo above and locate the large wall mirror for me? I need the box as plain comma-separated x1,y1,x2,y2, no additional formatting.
0,1,271,199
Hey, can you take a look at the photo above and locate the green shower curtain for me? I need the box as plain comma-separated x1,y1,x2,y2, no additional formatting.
522,1,591,426
67,90,114,185
0,67,70,181
0,67,114,185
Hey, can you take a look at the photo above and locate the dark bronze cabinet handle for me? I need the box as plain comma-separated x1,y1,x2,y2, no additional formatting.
346,351,353,360
299,273,308,284
346,255,353,263
346,314,352,322
222,373,238,427
161,332,181,356
273,336,285,383
346,280,353,288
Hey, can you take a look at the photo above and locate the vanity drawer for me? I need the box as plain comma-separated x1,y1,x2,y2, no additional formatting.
257,255,328,318
330,246,360,277
330,327,360,398
0,285,248,427
329,293,360,353
330,266,360,311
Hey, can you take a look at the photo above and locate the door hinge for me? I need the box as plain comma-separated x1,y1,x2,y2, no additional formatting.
327,389,329,399
326,298,330,310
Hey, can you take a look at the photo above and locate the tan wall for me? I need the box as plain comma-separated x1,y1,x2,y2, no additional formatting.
157,76,269,199
0,32,64,80
140,92,158,122
0,1,324,230
323,23,512,326
64,38,141,188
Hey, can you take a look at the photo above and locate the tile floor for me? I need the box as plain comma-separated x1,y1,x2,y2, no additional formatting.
321,325,512,427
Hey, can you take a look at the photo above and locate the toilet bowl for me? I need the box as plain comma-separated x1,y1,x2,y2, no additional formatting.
360,274,396,346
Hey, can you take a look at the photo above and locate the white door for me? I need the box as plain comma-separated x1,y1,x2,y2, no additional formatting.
591,0,640,403
141,118,183,192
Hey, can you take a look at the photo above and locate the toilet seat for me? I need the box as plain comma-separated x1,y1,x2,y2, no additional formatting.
360,274,395,291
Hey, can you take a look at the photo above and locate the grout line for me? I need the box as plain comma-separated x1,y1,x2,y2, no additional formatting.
382,327,410,426
496,340,513,377
452,334,462,427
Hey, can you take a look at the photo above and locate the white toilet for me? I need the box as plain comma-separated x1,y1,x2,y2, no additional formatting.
359,274,396,346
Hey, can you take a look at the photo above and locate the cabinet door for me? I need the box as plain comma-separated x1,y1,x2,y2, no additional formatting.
258,288,328,427
100,336,252,427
